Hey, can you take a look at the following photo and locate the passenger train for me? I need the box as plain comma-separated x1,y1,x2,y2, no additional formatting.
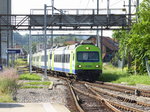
28,41,102,81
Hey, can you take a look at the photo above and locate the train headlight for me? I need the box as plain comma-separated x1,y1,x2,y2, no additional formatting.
96,65,99,68
78,65,82,68
86,47,90,50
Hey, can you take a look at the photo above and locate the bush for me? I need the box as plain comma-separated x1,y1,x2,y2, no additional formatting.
0,68,19,94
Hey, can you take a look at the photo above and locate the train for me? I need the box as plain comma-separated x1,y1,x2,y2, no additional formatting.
28,41,102,82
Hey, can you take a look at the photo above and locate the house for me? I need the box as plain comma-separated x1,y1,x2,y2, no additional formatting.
87,36,118,62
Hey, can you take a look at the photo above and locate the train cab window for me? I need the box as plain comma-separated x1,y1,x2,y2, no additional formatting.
77,51,99,62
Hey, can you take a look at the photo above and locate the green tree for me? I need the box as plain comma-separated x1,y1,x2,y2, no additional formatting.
128,0,150,74
112,0,150,74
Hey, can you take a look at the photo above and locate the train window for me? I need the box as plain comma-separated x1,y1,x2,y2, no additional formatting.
77,51,99,62
73,54,74,61
62,54,65,63
50,53,52,59
37,56,39,61
54,55,59,62
54,55,56,62
41,56,44,61
41,55,48,62
65,54,70,63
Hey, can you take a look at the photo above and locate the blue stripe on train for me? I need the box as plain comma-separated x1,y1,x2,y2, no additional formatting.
41,66,51,69
54,67,70,73
41,66,76,74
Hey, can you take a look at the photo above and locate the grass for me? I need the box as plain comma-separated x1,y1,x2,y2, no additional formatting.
112,75,150,85
24,81,51,85
0,94,14,102
99,63,150,85
19,73,41,80
15,58,27,66
20,86,44,89
19,73,52,89
21,81,52,89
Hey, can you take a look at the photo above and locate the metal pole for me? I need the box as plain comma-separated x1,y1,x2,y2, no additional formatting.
96,0,100,48
129,0,131,26
51,0,54,47
0,28,1,65
107,0,110,17
136,0,139,22
29,28,32,74
97,0,99,14
44,4,47,79
52,0,54,16
7,0,9,67
101,26,103,60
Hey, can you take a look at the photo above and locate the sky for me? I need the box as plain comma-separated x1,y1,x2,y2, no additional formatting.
12,0,137,14
12,0,139,37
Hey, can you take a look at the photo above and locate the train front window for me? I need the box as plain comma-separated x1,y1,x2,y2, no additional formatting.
77,51,99,62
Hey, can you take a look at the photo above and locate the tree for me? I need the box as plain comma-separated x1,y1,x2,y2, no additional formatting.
112,0,150,74
128,0,150,74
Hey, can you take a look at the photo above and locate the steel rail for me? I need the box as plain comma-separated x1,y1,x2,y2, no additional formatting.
96,81,150,94
72,85,145,112
85,82,150,97
67,81,85,112
90,85,150,107
84,84,121,112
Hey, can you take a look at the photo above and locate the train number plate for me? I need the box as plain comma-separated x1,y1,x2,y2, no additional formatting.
85,65,92,68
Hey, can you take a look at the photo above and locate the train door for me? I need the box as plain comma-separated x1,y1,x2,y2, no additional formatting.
70,51,73,73
62,49,65,72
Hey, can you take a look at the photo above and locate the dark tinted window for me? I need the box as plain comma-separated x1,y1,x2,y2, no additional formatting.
77,51,99,62
54,54,70,63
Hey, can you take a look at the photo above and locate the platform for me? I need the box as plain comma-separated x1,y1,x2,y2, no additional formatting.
0,103,70,112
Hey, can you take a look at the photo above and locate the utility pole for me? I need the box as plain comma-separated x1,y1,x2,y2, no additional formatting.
107,0,110,23
51,0,54,47
136,0,139,22
44,4,48,79
29,27,32,74
96,0,100,48
0,28,1,66
6,0,9,67
128,0,132,69
129,0,131,26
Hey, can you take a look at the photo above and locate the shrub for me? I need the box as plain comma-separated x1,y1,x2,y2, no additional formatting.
0,68,19,94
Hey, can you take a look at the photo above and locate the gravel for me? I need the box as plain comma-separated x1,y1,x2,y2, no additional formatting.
16,77,68,104
15,76,78,112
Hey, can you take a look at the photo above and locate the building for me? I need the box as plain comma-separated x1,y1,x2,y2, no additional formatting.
64,41,79,45
87,36,118,62
0,0,12,66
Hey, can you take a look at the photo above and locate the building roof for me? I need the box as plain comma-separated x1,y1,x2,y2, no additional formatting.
64,41,79,45
87,36,118,51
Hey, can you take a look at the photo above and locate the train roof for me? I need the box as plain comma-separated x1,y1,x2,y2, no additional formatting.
33,40,96,54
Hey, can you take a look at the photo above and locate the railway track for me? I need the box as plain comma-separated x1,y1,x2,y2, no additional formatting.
26,71,150,112
94,81,150,97
68,80,114,112
65,79,150,112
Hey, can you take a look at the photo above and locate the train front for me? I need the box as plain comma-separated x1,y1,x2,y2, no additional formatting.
74,43,102,82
